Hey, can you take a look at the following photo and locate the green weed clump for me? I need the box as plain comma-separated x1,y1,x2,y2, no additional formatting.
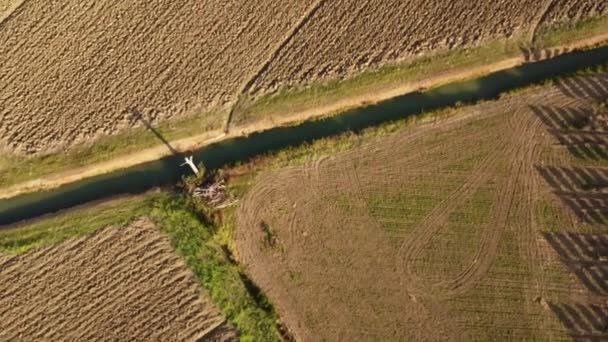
148,194,282,342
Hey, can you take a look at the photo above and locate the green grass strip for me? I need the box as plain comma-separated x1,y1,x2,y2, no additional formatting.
0,195,150,254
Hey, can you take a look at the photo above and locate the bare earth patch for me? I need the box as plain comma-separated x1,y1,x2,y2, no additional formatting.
236,74,608,341
0,218,236,341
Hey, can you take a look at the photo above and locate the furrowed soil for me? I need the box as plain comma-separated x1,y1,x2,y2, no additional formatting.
235,73,608,341
0,0,314,154
0,218,237,341
0,1,605,155
247,0,605,95
0,252,10,264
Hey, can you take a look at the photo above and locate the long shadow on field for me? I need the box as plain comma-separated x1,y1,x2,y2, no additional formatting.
536,166,608,192
556,74,608,102
536,74,608,339
544,233,608,338
520,46,581,64
537,165,608,224
530,105,608,162
548,302,608,338
129,107,179,156
543,232,608,295
531,105,591,130
533,102,608,225
558,193,608,225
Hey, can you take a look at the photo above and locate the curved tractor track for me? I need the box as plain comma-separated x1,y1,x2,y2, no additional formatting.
235,75,608,340
397,105,544,300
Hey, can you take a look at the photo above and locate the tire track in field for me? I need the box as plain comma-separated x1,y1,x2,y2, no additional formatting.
235,132,471,340
241,0,328,95
396,98,548,301
0,1,111,93
0,225,142,305
224,0,328,131
0,0,315,153
44,245,184,338
0,252,12,267
443,107,544,297
47,264,190,339
514,101,555,328
397,139,506,297
0,0,25,26
1,229,164,337
529,0,556,44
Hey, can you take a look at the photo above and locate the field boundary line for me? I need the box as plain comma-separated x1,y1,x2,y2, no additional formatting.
1,34,608,201
0,0,27,26
224,0,328,131
529,0,556,45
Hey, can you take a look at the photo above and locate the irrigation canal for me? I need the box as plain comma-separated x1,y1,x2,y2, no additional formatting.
1,45,608,225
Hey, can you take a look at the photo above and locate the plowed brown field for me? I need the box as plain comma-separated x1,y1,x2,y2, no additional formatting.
0,0,604,154
236,73,608,340
0,218,237,341
543,0,606,25
0,0,314,153
248,0,606,95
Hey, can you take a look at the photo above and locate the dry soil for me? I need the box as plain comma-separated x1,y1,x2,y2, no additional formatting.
0,218,237,341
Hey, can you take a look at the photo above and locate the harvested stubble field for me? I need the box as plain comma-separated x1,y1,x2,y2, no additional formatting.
235,73,608,341
0,218,237,341
0,1,605,155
